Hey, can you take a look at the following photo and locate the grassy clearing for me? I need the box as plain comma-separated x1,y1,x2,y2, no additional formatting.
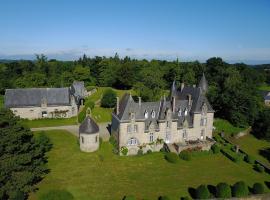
214,118,247,136
0,95,3,108
21,117,78,128
228,134,270,168
258,84,270,91
29,130,270,200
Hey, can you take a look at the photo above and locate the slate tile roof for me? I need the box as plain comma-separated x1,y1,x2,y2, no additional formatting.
79,116,99,134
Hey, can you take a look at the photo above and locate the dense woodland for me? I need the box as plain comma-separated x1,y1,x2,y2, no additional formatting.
0,54,269,130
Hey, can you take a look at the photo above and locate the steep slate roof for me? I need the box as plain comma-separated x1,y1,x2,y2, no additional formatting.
79,116,99,134
114,74,214,129
5,88,71,108
198,73,208,94
261,90,270,100
70,81,85,98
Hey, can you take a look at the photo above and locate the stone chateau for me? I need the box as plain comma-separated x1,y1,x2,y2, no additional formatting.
111,74,215,155
4,81,87,119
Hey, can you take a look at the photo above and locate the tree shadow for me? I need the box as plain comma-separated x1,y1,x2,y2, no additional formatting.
207,184,216,197
259,148,270,162
106,123,111,136
265,181,270,189
188,187,196,199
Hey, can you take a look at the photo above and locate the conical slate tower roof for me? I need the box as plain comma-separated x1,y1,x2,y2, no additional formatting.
79,116,99,134
198,73,208,94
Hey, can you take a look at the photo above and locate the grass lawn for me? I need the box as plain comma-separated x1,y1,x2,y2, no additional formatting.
29,130,270,200
0,95,3,108
214,118,247,136
258,84,270,91
21,117,78,128
228,134,270,168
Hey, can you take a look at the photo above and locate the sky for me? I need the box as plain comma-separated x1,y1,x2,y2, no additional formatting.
0,0,270,64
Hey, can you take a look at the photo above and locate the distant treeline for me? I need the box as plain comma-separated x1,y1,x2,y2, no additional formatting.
0,54,268,127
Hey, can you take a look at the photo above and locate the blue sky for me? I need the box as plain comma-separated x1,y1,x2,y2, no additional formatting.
0,0,270,64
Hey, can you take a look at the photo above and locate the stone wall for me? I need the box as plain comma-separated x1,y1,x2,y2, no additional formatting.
79,132,99,152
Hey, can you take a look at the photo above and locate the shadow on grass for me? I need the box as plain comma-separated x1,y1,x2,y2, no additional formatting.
265,181,270,189
188,187,196,199
207,184,216,197
259,148,270,162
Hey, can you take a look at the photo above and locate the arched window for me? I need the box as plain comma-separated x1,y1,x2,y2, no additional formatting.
144,110,148,119
81,136,84,144
151,110,155,118
127,138,138,146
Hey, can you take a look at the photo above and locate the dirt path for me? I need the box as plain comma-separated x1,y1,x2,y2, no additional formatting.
31,122,111,141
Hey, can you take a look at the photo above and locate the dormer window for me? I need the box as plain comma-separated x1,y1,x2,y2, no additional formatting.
144,110,148,119
178,108,182,117
184,108,188,116
151,110,155,118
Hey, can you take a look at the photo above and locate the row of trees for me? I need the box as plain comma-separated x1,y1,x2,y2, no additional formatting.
0,54,267,127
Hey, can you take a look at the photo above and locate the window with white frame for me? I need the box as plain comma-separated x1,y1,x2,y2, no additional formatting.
127,138,137,146
149,133,154,142
200,118,207,126
178,108,182,116
151,110,155,118
183,129,187,139
134,124,138,133
127,124,132,133
200,129,205,140
144,110,148,119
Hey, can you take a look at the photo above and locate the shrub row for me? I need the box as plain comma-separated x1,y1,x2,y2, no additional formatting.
220,148,244,163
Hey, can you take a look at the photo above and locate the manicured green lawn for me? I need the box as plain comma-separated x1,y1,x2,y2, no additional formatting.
229,134,270,168
0,95,3,108
21,117,78,128
29,130,270,200
214,118,247,136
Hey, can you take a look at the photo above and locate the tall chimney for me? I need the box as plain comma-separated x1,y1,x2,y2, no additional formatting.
172,96,176,113
188,94,192,106
116,97,119,115
181,82,185,91
138,97,141,106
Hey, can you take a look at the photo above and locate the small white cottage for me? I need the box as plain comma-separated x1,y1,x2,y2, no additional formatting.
79,113,100,152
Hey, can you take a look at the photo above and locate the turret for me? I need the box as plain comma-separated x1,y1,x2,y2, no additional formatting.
198,73,208,94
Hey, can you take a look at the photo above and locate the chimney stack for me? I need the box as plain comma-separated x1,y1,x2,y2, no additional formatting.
193,84,196,88
138,97,141,106
116,97,119,115
188,94,192,106
172,96,176,113
181,82,185,91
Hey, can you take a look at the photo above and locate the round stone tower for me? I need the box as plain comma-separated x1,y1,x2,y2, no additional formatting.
79,111,99,152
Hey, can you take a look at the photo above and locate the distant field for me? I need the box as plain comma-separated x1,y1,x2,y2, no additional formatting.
228,134,270,168
0,95,3,108
29,130,270,200
214,118,247,136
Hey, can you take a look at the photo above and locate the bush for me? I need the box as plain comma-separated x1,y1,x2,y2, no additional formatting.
232,181,249,197
40,189,74,200
254,164,264,173
179,151,191,161
165,152,179,163
101,89,117,108
137,149,143,156
158,196,170,200
244,154,255,164
78,100,95,122
121,146,128,156
211,144,220,154
160,147,166,153
147,149,152,154
220,148,244,163
216,182,231,198
180,196,191,200
253,183,265,194
123,195,136,200
196,185,210,199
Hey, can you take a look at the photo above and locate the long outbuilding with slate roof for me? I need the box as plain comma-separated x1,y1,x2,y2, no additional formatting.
111,74,215,155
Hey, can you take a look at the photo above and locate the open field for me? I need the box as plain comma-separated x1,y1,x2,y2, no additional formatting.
213,118,247,136
228,134,270,168
30,130,270,200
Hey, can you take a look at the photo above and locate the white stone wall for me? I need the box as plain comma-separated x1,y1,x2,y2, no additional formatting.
79,133,99,152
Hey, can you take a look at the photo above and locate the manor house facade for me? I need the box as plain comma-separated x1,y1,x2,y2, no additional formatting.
111,74,215,155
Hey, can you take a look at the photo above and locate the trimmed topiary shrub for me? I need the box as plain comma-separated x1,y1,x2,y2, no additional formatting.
101,89,117,108
123,195,136,200
158,196,170,200
216,182,231,198
244,154,255,164
137,149,143,156
165,152,179,163
179,151,191,161
196,185,210,199
232,181,249,197
253,183,265,194
160,147,166,153
254,164,264,173
147,149,152,154
121,146,128,156
40,189,74,200
211,144,220,154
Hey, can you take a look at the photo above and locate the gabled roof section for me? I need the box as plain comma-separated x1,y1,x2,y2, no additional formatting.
116,93,135,120
79,116,99,134
5,88,71,108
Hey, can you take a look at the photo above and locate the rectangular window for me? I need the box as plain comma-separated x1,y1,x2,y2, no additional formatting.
95,136,98,143
183,130,187,139
134,125,138,133
127,125,132,133
201,118,207,126
200,129,205,140
150,133,154,142
81,136,84,144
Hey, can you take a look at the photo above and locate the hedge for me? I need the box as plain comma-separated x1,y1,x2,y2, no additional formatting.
211,144,220,154
123,195,136,200
253,183,265,194
179,151,191,161
254,164,264,173
216,182,231,198
232,181,249,197
220,148,244,163
165,152,179,163
244,155,255,164
196,185,210,199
